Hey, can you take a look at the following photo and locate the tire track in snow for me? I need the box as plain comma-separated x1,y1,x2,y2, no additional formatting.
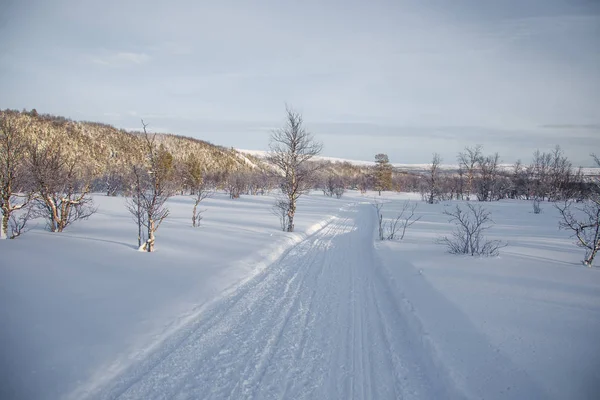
85,219,338,400
121,220,344,400
234,221,345,399
278,218,351,399
88,206,447,400
174,220,343,400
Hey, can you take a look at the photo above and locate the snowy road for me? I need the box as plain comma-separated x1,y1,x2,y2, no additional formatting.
88,204,452,400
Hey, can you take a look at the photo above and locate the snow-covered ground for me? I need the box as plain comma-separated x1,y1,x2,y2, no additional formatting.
1,191,599,399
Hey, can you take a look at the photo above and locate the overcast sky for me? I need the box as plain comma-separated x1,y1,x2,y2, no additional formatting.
1,0,599,165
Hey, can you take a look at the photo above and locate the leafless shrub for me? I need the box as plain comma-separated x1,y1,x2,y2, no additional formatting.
372,200,421,241
8,204,34,239
372,199,385,240
272,198,290,232
226,172,247,199
384,201,422,240
323,175,345,199
556,199,600,266
437,203,506,256
191,182,212,228
103,169,125,196
333,186,345,199
357,174,370,194
555,154,600,266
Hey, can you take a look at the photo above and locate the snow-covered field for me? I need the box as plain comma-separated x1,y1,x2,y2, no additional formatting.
1,191,599,399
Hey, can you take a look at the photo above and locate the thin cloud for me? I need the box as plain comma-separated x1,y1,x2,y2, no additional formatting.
88,52,150,67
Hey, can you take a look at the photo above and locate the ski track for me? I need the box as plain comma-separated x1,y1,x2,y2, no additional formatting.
87,204,449,400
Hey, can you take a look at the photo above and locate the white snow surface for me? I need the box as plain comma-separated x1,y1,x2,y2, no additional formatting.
1,191,599,400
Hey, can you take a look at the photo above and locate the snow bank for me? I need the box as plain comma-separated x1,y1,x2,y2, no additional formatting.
375,197,600,399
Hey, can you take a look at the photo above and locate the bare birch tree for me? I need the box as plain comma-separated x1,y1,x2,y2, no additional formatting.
475,152,500,201
28,140,96,232
0,112,32,238
426,153,442,204
136,121,174,252
268,107,322,232
191,181,212,228
458,145,482,200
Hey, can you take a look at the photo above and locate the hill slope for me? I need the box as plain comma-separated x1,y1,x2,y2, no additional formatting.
1,109,268,177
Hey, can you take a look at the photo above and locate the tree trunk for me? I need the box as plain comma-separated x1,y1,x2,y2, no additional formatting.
192,202,198,227
137,214,142,249
466,170,474,201
45,196,59,232
584,252,594,266
287,199,295,232
147,219,155,252
57,201,71,233
1,210,8,239
585,242,599,266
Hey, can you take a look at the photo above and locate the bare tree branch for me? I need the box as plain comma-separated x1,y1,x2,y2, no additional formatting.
27,139,96,233
373,200,421,241
0,112,32,238
437,203,506,256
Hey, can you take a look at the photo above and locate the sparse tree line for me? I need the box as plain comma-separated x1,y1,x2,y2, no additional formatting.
367,146,599,265
305,145,593,207
415,145,590,205
2,109,598,264
417,146,599,265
